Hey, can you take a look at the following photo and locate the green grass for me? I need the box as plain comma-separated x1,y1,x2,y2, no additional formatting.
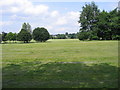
2,39,118,88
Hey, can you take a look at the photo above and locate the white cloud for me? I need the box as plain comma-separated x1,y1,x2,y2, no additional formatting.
0,0,49,15
1,0,81,34
10,14,28,20
57,27,66,31
0,0,31,7
10,7,20,13
50,11,59,17
56,17,67,25
67,11,80,19
54,11,79,26
23,5,49,15
44,11,80,34
0,21,13,26
10,14,17,19
47,11,80,33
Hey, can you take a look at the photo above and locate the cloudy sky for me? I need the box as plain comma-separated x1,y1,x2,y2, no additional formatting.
0,0,119,34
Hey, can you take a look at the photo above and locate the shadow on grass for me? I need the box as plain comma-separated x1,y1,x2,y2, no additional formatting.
2,62,118,88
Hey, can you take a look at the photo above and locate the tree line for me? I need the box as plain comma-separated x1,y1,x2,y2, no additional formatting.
0,23,50,43
0,22,78,44
50,32,78,39
78,2,120,40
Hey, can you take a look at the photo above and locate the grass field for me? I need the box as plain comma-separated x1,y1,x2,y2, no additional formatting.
2,39,118,88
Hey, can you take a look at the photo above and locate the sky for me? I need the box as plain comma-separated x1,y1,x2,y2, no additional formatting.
0,0,119,34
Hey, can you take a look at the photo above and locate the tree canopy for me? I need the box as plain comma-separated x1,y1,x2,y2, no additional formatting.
2,32,7,42
78,2,120,40
33,27,50,42
5,32,17,41
17,29,32,43
22,22,32,34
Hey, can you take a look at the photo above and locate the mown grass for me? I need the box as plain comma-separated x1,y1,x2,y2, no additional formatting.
2,39,118,88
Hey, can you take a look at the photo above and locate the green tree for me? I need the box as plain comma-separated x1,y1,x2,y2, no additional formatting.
65,32,68,36
22,23,27,30
5,32,15,41
77,31,89,40
109,9,120,40
57,34,66,39
50,35,54,39
78,2,100,40
96,10,113,40
2,32,7,42
68,33,77,39
22,22,32,34
33,27,50,42
17,29,32,43
27,23,32,34
12,33,17,41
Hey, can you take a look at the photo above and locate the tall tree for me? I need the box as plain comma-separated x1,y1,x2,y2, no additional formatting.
27,23,32,34
22,23,27,30
96,10,111,40
109,9,120,40
78,2,100,40
96,9,120,40
22,22,32,34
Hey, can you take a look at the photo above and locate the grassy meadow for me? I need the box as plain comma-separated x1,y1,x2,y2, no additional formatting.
2,39,118,88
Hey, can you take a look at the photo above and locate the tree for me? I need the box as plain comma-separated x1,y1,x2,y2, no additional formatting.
12,33,17,41
57,34,66,39
5,32,17,41
17,29,32,43
22,23,27,30
68,33,77,39
78,2,100,40
50,35,54,39
33,27,50,42
27,23,32,34
78,2,120,41
77,31,89,40
22,22,32,34
2,32,7,42
95,10,109,40
109,9,120,40
65,32,68,36
96,10,119,40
